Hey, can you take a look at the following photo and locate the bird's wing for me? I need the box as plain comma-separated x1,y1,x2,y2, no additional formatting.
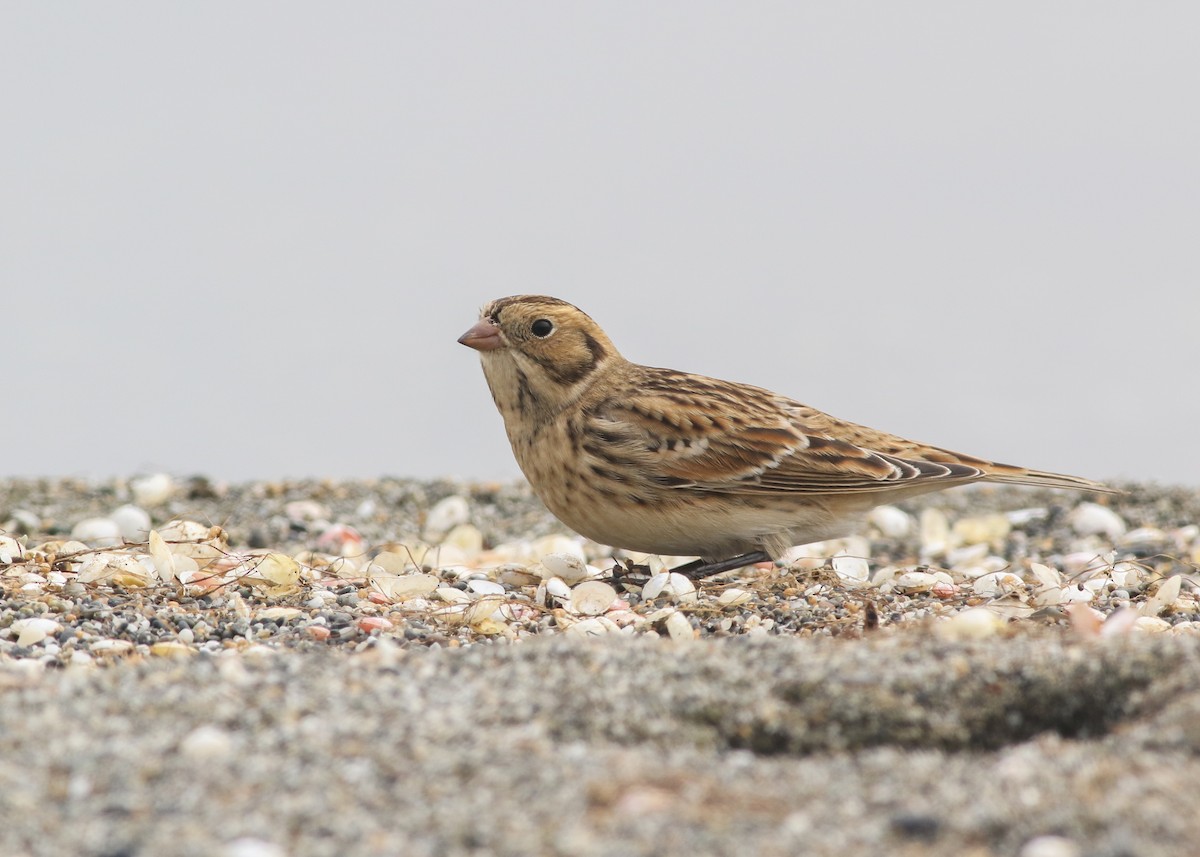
584,368,1108,496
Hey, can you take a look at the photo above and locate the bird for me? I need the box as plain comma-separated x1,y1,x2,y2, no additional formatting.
458,295,1114,578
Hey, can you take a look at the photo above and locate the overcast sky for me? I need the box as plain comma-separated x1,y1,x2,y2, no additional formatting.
3,4,1197,486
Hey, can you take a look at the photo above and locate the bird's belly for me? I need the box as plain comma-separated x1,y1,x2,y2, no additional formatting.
521,459,845,558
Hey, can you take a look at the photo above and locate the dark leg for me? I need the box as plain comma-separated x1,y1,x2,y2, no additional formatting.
610,558,652,589
670,551,772,580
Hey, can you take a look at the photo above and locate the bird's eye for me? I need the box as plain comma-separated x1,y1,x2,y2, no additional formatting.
531,318,554,337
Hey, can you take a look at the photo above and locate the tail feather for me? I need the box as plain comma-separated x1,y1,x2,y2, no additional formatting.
982,465,1118,494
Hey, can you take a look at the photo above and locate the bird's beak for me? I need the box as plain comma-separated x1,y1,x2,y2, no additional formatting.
457,319,504,351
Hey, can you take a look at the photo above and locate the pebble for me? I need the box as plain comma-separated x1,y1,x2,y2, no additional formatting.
11,617,60,646
180,724,236,760
868,505,913,539
1068,502,1127,540
110,505,152,541
1019,835,1081,857
939,607,1006,640
70,517,123,546
130,473,174,507
0,476,1196,666
919,508,950,556
423,495,470,541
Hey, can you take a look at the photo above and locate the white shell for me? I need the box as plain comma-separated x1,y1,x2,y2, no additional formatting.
667,573,697,604
571,580,618,616
1140,575,1182,617
641,572,671,601
831,551,870,583
540,552,589,585
372,572,438,601
11,617,60,647
434,586,471,604
0,535,22,564
466,578,506,596
972,571,1022,597
253,554,301,587
664,610,694,641
565,616,620,637
466,595,505,626
717,588,752,607
372,551,418,575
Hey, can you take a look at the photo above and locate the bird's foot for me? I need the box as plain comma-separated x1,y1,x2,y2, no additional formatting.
669,551,772,580
610,558,652,590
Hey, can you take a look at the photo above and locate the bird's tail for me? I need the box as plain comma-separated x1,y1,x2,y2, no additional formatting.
981,463,1118,494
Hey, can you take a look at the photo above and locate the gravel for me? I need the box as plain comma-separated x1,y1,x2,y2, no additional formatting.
1,476,1199,856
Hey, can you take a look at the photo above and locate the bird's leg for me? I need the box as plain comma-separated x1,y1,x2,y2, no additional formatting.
670,551,772,580
611,557,652,589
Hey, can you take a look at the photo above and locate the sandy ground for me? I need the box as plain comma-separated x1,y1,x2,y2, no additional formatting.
2,477,1199,856
1,632,1198,857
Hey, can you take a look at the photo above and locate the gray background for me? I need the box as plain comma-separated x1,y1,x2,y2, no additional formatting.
3,4,1196,485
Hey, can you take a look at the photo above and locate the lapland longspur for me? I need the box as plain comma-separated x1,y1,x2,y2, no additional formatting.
459,295,1113,577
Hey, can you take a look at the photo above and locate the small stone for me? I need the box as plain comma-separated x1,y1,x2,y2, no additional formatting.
130,473,175,507
939,607,1006,640
1134,616,1172,633
150,641,195,658
284,499,328,523
919,508,950,556
258,607,303,621
110,505,152,541
1018,835,1081,857
868,505,913,539
895,571,938,593
1067,503,1126,540
11,617,60,647
424,495,470,541
70,517,122,547
952,514,1011,547
357,616,394,634
180,724,235,760
224,838,287,857
443,524,484,556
